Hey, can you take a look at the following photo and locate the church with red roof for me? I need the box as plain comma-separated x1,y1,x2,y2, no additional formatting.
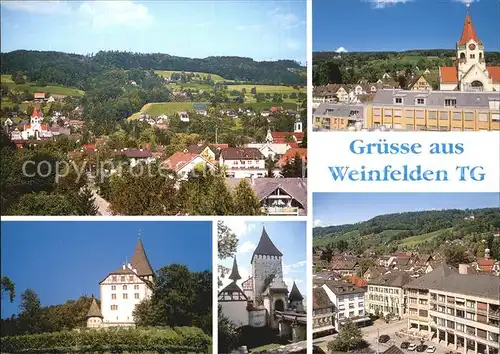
439,13,500,92
21,106,52,140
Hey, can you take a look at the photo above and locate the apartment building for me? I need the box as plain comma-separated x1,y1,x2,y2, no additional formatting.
312,103,365,131
403,264,500,354
366,271,412,318
366,89,500,131
313,287,336,338
314,280,370,331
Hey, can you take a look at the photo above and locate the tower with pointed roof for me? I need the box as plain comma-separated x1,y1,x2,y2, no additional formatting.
218,258,249,326
439,12,500,91
251,226,289,328
90,231,154,328
288,281,304,312
86,295,103,328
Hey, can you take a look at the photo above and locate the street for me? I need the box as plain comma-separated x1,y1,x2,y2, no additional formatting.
313,320,453,354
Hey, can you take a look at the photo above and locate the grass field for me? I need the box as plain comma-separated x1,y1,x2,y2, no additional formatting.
398,228,451,247
226,84,305,94
155,70,225,82
221,101,298,111
128,101,208,120
1,75,84,96
313,230,361,247
170,82,213,91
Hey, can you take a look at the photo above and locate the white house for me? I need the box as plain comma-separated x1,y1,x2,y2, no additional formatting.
86,235,154,328
162,152,215,180
219,147,266,178
179,112,190,122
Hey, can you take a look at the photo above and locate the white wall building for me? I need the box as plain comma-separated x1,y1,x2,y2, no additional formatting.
219,147,267,178
86,235,154,328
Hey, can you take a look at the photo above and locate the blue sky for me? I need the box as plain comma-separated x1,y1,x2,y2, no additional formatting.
313,0,500,52
0,0,306,64
1,221,212,318
219,220,306,302
313,193,500,227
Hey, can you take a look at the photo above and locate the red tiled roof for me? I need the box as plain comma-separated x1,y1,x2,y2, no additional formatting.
348,275,368,287
83,144,96,151
487,66,500,83
288,143,300,148
278,148,307,167
458,13,480,45
213,144,229,149
271,132,305,144
270,106,282,112
162,152,199,172
440,67,458,84
32,106,41,118
41,124,47,130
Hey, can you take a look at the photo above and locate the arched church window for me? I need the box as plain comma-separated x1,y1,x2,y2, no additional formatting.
123,285,127,290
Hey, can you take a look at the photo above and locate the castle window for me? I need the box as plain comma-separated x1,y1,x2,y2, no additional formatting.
111,305,118,311
134,285,139,290
123,285,127,290
135,293,140,299
112,276,117,282
460,53,466,59
111,293,116,300
129,275,134,281
121,276,125,282
470,54,475,59
111,285,116,290
123,293,128,299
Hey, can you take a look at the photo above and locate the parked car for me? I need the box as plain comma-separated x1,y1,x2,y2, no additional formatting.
401,342,410,349
408,343,418,351
426,346,436,353
378,334,390,343
416,344,428,352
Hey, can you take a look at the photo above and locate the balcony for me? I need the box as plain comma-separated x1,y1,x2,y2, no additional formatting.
262,207,299,216
489,311,500,320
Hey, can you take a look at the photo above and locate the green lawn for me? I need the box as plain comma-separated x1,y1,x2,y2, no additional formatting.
1,75,84,96
221,102,298,111
398,228,451,247
226,84,305,94
313,230,361,247
128,101,208,120
155,70,225,82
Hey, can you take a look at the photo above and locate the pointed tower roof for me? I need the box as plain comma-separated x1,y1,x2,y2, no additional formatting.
130,233,154,277
31,106,41,118
251,226,283,262
229,258,242,281
458,13,480,45
86,296,103,319
289,281,304,301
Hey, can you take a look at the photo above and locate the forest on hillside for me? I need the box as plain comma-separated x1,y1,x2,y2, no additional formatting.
0,50,306,89
313,208,500,259
312,50,500,86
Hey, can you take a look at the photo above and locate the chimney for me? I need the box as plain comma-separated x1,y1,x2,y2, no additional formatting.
458,264,469,274
122,264,126,270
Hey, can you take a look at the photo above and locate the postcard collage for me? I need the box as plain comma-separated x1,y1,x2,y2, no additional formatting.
1,0,499,353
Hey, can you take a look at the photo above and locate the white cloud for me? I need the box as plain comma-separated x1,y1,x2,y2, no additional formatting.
283,260,307,275
368,0,412,9
313,219,323,227
273,13,301,29
453,0,478,6
78,1,153,30
336,47,348,53
223,220,255,238
1,0,71,14
238,241,256,254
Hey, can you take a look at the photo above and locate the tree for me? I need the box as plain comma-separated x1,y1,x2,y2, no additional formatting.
445,245,471,267
265,155,276,177
218,306,241,353
12,72,25,85
218,221,239,286
327,319,366,352
281,153,305,178
1,276,15,303
232,179,262,215
20,289,41,315
398,75,407,89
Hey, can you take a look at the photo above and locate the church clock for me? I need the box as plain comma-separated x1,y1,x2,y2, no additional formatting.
469,43,476,50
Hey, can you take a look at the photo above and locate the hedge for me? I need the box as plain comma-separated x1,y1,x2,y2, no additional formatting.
0,326,211,353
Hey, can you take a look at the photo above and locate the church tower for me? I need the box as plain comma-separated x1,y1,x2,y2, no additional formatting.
456,13,486,83
293,116,303,133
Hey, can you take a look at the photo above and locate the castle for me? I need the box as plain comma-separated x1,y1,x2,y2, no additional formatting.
218,227,306,341
439,12,500,91
85,234,154,328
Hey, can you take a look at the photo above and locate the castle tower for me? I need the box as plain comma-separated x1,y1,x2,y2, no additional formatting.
86,295,103,328
288,281,304,312
229,257,242,282
218,257,248,326
130,230,155,283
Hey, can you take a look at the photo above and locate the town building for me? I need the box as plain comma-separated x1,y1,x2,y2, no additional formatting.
313,280,370,331
225,177,307,216
366,271,412,318
218,227,306,342
162,152,215,179
313,103,364,131
219,147,266,178
407,75,433,91
21,107,53,140
313,287,336,338
403,264,500,354
439,13,500,92
366,89,500,131
86,234,154,327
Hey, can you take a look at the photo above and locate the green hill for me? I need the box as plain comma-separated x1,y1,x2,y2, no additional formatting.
313,208,500,255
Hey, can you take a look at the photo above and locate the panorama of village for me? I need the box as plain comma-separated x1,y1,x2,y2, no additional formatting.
312,193,500,354
312,12,500,132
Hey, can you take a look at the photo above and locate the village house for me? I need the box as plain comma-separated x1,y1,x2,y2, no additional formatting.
365,271,412,318
33,92,46,102
330,260,360,277
406,75,433,91
162,152,215,180
193,103,208,116
114,148,155,167
313,287,336,338
225,177,307,216
178,111,189,122
219,147,266,178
